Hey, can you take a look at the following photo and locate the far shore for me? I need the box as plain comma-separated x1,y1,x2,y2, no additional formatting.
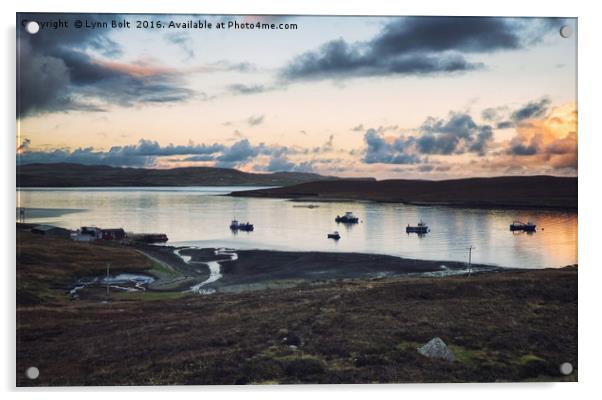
229,175,578,210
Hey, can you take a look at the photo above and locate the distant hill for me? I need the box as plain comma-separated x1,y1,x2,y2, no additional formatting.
231,175,578,209
16,163,343,187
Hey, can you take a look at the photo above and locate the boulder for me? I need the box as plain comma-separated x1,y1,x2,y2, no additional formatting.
417,337,455,362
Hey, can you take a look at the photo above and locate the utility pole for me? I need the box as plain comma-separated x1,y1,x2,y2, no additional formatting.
106,263,110,298
466,246,474,278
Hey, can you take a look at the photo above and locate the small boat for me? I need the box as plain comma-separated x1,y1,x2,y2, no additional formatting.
327,231,341,240
406,221,429,234
238,222,254,232
230,220,254,231
335,211,359,224
509,220,536,232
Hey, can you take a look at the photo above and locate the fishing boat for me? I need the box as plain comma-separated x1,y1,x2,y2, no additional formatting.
230,220,254,231
406,221,429,234
327,231,341,240
509,220,536,232
335,211,359,224
238,222,254,231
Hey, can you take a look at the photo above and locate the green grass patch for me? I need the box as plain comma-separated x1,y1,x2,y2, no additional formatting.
518,354,545,365
150,260,180,279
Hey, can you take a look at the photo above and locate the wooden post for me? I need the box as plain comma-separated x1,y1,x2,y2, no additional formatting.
467,246,473,278
106,263,110,298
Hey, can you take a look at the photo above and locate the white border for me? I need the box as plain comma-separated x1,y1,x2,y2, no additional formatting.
3,0,600,399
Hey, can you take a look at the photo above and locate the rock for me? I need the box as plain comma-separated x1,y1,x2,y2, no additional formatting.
417,337,455,362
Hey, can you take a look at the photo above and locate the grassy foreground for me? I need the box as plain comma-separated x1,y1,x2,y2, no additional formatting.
16,231,577,385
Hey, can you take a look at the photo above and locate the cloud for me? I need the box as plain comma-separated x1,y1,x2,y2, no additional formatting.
418,113,493,155
281,17,556,81
264,154,315,173
181,155,216,162
17,138,226,167
247,115,265,126
497,103,577,171
17,13,196,117
487,97,552,129
363,129,421,164
228,84,265,95
226,83,276,95
216,139,260,166
17,138,31,152
362,111,494,164
510,97,551,122
165,32,195,59
17,147,156,167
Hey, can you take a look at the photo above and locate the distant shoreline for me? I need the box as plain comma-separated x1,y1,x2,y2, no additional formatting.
230,175,578,210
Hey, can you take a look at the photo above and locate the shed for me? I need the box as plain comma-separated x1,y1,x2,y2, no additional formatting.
30,225,72,238
101,228,126,241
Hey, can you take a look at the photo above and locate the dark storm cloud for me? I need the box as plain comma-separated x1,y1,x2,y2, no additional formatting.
281,17,553,81
17,13,195,118
362,112,494,164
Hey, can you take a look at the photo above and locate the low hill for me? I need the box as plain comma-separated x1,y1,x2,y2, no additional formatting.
231,175,577,209
16,163,342,187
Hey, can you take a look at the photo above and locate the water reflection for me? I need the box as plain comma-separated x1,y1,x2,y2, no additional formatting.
17,187,577,269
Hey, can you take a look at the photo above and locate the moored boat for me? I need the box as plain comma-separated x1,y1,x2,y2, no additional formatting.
509,220,536,232
335,211,359,224
406,221,429,234
327,231,341,240
230,220,254,231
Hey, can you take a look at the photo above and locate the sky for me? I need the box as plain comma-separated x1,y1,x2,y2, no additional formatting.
16,13,577,179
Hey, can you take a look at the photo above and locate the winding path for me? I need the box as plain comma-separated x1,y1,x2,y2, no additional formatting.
173,247,238,294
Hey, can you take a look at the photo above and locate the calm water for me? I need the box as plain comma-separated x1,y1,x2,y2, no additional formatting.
17,187,578,269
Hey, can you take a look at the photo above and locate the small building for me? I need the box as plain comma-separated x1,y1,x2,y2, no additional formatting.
101,228,126,241
80,226,102,238
71,226,103,242
30,224,72,238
